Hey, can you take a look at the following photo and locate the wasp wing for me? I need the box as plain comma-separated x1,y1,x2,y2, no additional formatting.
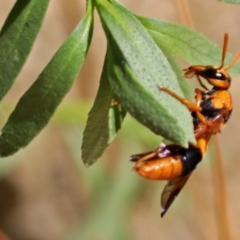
160,174,191,217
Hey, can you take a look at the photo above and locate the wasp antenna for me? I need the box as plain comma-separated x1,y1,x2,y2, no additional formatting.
219,33,229,69
224,52,240,71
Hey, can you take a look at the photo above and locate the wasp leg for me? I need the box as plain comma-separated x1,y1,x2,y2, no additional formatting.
160,86,218,129
196,75,209,90
195,111,222,130
159,86,202,112
131,145,174,166
183,70,208,90
131,144,180,164
130,151,158,163
194,88,205,106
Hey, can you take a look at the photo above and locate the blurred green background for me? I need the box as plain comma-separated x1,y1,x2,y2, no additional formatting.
0,0,240,239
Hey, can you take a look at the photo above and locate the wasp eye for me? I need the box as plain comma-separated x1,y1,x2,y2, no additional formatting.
203,67,225,80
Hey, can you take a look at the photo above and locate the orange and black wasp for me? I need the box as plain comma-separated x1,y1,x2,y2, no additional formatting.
130,33,240,217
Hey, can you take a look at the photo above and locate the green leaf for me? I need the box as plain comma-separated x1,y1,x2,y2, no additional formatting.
108,101,126,143
0,1,94,157
138,16,240,76
81,55,126,166
162,50,191,99
95,0,195,147
107,42,191,147
0,0,50,101
218,0,240,3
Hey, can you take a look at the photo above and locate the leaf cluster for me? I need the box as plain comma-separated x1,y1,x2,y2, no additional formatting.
0,0,239,166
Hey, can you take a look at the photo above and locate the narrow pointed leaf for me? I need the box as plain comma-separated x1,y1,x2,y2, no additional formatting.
0,2,94,157
161,49,191,99
0,0,50,100
108,102,126,143
138,16,240,76
82,55,126,166
95,0,195,146
107,43,189,145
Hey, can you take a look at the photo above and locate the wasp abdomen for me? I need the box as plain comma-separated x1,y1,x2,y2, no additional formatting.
180,145,202,176
134,145,202,180
134,155,183,180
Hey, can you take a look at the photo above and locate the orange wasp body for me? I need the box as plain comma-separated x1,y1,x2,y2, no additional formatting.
130,34,240,217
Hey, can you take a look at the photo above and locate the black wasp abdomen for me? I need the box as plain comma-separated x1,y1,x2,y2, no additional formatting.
178,145,202,176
